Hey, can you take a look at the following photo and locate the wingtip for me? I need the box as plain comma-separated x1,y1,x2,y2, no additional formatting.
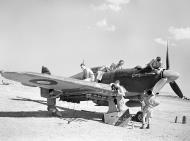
0,70,5,74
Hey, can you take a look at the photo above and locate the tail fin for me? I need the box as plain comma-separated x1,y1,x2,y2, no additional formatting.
41,66,51,74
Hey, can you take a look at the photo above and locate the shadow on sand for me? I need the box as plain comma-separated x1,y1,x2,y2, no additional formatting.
0,97,104,123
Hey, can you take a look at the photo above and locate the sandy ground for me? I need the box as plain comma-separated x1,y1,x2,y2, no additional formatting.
0,83,190,141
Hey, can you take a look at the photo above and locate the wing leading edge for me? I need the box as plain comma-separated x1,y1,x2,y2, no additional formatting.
1,71,116,97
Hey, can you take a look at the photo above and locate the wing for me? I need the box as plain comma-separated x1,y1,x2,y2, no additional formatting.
1,71,116,97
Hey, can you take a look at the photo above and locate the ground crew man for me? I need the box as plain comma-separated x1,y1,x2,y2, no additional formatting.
96,66,110,82
110,60,125,71
148,56,163,73
140,57,163,73
96,60,125,82
141,90,159,129
41,66,62,117
111,80,126,112
47,89,62,117
80,63,95,82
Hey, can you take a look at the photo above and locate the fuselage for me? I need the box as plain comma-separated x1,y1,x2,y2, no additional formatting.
100,69,161,93
72,66,162,94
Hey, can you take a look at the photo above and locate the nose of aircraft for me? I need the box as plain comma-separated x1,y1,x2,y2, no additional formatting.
163,70,180,82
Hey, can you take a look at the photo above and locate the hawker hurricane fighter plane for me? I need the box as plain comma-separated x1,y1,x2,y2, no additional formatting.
1,46,183,121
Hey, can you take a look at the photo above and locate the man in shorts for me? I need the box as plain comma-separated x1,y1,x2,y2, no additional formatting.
140,57,163,74
111,80,126,112
80,63,95,82
141,90,159,129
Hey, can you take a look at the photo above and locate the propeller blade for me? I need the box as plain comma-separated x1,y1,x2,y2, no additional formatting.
166,41,170,70
169,81,183,98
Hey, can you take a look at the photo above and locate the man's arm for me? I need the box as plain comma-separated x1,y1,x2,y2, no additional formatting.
160,61,163,69
149,96,160,107
117,86,125,97
148,59,155,69
83,70,87,79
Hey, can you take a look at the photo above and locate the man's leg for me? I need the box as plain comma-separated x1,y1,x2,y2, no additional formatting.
146,110,152,129
146,118,150,129
141,112,146,129
139,66,152,73
117,97,127,113
116,97,124,112
107,99,118,113
96,71,104,82
47,98,62,117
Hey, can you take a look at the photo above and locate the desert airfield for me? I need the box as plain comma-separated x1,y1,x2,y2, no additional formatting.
0,81,190,141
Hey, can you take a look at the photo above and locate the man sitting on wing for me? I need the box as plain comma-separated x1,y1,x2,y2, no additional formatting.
80,63,95,82
140,57,163,73
110,60,125,71
96,60,125,82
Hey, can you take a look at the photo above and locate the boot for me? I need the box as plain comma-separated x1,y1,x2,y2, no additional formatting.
146,124,150,129
140,124,146,129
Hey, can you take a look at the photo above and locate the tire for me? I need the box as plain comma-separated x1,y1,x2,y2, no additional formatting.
135,111,143,122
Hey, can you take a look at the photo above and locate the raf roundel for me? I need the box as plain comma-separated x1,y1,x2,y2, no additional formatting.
29,79,58,85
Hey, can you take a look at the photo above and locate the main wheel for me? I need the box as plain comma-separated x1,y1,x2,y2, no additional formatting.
135,111,143,122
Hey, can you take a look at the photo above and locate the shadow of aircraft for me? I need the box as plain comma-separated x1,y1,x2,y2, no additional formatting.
0,110,51,118
0,97,104,123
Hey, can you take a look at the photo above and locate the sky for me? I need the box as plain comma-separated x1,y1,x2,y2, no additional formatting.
0,0,190,96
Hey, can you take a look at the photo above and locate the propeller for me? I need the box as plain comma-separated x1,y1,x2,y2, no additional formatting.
166,41,170,70
169,81,183,98
165,41,183,98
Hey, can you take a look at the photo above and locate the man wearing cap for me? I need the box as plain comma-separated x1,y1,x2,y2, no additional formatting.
140,57,163,73
141,90,160,129
96,60,125,83
110,60,125,71
149,57,163,71
111,80,127,112
80,63,95,82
